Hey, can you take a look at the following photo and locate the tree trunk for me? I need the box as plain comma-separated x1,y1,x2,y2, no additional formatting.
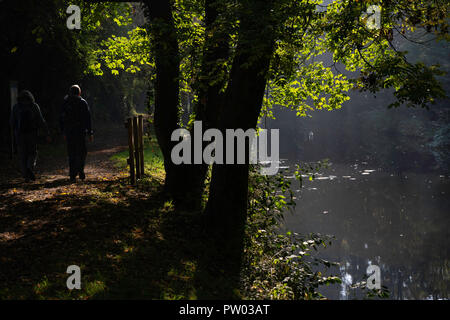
145,0,207,209
166,0,235,209
204,0,277,291
146,0,235,210
144,0,181,193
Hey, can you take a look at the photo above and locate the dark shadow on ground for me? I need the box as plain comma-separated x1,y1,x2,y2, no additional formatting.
0,178,76,191
0,121,234,299
0,177,230,299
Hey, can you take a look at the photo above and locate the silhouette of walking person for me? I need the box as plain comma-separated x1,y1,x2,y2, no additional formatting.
59,85,93,183
10,90,51,182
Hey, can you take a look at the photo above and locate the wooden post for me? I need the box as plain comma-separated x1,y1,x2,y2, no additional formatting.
138,115,145,176
133,116,141,179
127,118,135,185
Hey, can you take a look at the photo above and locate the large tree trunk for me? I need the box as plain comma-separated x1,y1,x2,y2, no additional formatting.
144,1,204,209
146,1,277,290
145,0,281,297
144,0,181,194
204,0,276,292
169,0,234,210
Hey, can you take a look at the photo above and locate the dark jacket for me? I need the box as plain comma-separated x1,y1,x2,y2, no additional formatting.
59,95,93,136
10,91,49,137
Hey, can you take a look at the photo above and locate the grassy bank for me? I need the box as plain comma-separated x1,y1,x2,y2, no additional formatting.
110,134,165,183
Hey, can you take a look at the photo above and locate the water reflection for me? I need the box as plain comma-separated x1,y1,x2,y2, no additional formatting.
277,160,449,300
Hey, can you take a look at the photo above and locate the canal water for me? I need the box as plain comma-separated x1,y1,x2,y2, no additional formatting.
277,159,449,299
